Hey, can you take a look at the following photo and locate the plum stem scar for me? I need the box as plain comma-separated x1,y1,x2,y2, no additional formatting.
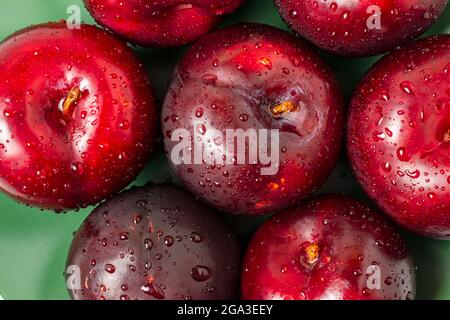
270,101,298,117
305,242,320,264
62,86,82,118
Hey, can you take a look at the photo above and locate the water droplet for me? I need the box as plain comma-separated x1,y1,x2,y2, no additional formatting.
118,152,127,160
136,199,147,208
196,123,206,135
405,169,420,179
397,147,411,162
353,269,362,276
105,264,115,273
119,120,129,130
208,102,218,111
239,113,248,122
190,232,203,243
133,215,142,224
362,287,371,296
341,11,351,21
144,239,153,251
195,107,204,118
373,131,386,141
380,93,390,101
191,265,212,282
400,81,414,95
71,162,84,175
382,162,392,173
330,2,338,12
164,236,174,247
384,277,393,285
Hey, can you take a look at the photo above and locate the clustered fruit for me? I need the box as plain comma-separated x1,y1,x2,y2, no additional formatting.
0,0,448,300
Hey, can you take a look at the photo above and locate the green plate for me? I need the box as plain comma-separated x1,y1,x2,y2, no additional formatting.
0,0,449,300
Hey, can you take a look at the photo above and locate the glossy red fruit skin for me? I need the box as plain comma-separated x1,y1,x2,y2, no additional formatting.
348,35,450,239
66,184,241,300
0,22,158,211
275,0,449,57
83,0,246,48
242,195,416,300
162,23,344,215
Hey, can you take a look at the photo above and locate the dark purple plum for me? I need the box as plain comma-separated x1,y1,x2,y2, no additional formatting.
66,184,241,300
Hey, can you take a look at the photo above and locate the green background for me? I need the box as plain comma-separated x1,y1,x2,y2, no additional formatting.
0,0,449,300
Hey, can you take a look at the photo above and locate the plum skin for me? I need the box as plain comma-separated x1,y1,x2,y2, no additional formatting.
162,23,344,215
241,195,416,300
348,35,450,239
83,0,247,47
275,0,449,57
0,22,158,211
66,184,241,300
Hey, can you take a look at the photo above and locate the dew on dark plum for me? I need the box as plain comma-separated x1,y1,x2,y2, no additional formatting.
66,184,240,300
191,266,212,282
